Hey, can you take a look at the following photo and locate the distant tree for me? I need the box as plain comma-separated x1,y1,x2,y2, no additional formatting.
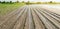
2,1,5,3
0,1,1,3
6,2,9,3
10,1,12,3
26,1,30,5
22,1,25,3
16,1,19,3
50,1,52,3
28,1,30,3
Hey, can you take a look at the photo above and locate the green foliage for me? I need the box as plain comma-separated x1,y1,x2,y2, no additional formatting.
26,1,30,5
10,1,12,3
22,1,25,3
0,1,1,3
50,1,52,3
16,1,19,3
0,1,14,4
6,2,10,3
2,1,5,3
0,3,25,15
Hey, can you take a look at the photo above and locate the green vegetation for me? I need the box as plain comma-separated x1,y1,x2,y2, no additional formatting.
0,3,25,15
0,0,60,15
26,1,30,5
25,1,60,5
0,0,21,4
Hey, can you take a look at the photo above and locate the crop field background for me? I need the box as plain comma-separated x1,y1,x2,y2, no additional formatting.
0,3,25,16
0,0,60,29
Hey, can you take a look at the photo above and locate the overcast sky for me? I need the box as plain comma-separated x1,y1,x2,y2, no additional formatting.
0,0,60,2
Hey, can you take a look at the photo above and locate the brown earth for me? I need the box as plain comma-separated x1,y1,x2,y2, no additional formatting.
0,5,60,29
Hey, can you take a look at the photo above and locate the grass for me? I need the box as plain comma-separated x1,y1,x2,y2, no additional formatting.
0,3,25,15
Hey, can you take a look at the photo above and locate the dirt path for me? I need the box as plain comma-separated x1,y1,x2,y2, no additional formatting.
0,5,60,29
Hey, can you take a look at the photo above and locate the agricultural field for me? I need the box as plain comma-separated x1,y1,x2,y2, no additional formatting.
0,3,25,16
0,4,60,29
0,0,60,29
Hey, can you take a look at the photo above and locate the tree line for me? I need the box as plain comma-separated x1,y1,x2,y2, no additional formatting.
0,1,59,4
0,1,20,4
25,1,60,4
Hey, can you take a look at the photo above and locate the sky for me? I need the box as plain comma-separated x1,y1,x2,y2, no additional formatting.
0,0,60,2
